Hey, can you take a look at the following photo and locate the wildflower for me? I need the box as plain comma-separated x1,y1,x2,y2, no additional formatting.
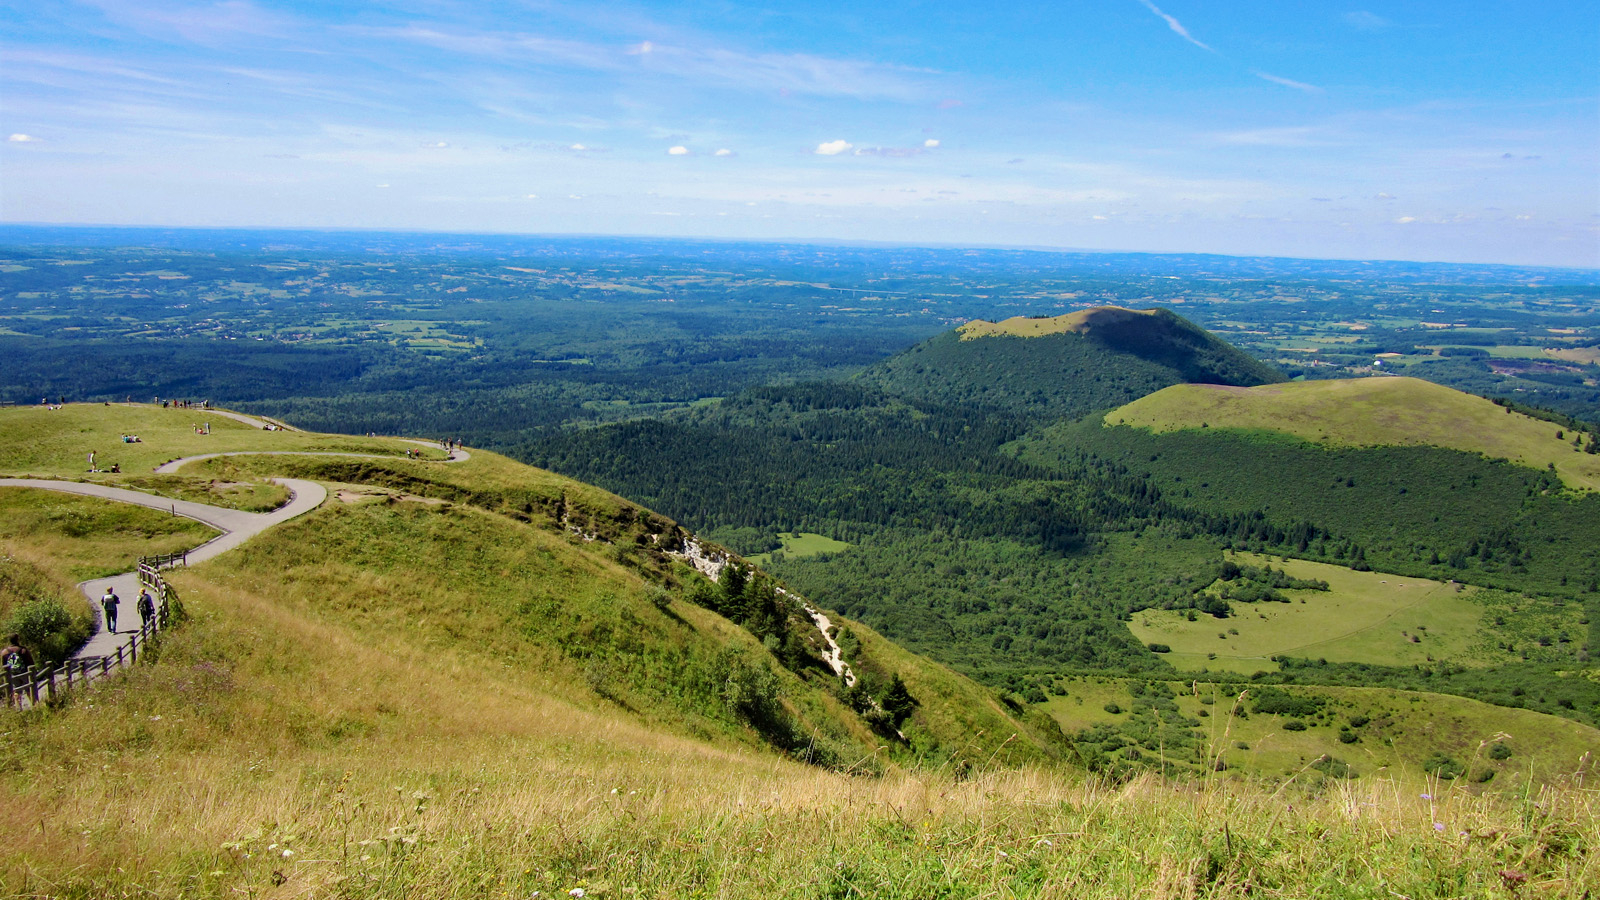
282,849,294,858
1419,793,1432,800
570,890,586,898
1433,823,1445,832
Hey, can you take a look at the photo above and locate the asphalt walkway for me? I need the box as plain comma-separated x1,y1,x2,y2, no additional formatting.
3,438,469,670
0,477,326,663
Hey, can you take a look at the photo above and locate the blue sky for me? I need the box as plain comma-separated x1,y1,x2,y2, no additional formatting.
2,1,1596,267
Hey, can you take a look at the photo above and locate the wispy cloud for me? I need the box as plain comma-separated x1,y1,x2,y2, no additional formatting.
373,25,931,101
8,133,42,143
853,145,926,158
1344,11,1393,30
80,0,300,47
1252,70,1322,93
1135,0,1213,52
1214,125,1328,147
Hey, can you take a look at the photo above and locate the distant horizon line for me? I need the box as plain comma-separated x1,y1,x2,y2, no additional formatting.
2,221,1596,275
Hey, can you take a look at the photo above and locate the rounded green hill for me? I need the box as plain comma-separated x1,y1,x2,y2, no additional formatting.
859,306,1284,422
1106,376,1600,490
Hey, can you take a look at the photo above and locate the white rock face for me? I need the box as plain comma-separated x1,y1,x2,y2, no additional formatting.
667,538,855,685
668,536,730,581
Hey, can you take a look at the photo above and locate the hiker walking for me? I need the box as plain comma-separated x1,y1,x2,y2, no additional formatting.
101,588,121,633
137,588,156,632
3,634,34,707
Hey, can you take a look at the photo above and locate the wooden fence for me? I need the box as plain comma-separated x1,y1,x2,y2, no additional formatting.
4,554,184,711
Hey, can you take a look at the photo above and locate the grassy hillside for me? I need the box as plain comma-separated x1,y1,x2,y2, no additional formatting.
0,404,1059,769
1108,377,1600,490
3,413,1598,896
1022,417,1600,612
0,402,447,479
856,306,1284,423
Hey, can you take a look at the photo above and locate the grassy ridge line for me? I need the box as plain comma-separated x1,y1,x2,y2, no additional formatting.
0,402,443,481
955,305,1159,339
1107,377,1600,490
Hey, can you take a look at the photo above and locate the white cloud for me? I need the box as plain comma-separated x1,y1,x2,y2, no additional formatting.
668,145,689,155
1395,216,1416,224
815,139,852,155
8,134,40,142
714,148,733,157
1252,70,1321,93
1135,0,1213,52
923,139,940,148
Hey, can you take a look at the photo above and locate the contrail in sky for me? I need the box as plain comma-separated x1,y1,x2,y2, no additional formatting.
1136,0,1213,52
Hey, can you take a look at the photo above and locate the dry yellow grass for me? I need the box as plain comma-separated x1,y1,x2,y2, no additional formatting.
5,556,1596,898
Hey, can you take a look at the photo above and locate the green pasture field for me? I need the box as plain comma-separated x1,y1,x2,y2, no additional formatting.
1042,678,1600,788
1130,552,1490,668
0,402,448,480
750,531,852,566
0,487,217,585
1106,377,1600,490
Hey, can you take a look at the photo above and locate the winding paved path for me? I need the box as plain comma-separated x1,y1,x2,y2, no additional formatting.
0,477,327,663
3,440,470,669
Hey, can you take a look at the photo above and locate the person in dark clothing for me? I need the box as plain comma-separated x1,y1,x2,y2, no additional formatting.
2,635,34,706
101,588,121,633
137,589,156,631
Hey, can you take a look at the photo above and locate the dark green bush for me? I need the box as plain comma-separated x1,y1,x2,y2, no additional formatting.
8,598,91,669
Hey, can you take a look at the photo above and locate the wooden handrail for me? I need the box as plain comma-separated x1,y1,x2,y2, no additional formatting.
6,559,180,712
